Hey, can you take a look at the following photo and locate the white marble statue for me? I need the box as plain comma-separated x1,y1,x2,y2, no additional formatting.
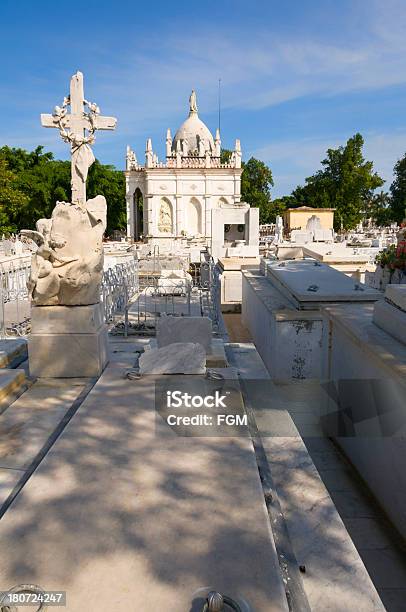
275,215,284,244
41,71,116,208
189,89,198,114
24,72,116,306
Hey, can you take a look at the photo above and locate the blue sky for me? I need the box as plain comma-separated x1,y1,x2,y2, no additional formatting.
1,0,406,196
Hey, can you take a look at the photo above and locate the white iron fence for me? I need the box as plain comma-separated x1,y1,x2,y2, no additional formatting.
0,255,221,340
0,260,31,339
101,260,139,326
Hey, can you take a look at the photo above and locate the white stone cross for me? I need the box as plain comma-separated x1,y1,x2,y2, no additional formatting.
41,71,117,208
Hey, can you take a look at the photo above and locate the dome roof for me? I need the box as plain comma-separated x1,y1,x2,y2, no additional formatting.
172,91,214,155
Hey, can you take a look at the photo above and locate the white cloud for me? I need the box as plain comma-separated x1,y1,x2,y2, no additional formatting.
1,0,406,176
92,0,406,128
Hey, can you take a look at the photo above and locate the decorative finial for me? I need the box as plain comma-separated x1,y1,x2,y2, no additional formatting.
166,129,172,157
189,90,198,114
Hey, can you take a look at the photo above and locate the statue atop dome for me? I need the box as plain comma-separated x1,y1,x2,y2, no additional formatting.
189,89,198,114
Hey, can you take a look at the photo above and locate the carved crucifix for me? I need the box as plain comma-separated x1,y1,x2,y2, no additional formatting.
41,71,117,208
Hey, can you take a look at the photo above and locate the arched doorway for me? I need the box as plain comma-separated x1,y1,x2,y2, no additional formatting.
133,188,143,241
186,197,202,236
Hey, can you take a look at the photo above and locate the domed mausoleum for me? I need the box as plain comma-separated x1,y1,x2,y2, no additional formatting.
125,90,259,261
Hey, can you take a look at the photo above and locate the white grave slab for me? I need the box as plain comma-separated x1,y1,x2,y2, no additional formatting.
290,230,312,244
313,228,334,242
156,270,191,295
139,342,205,374
265,260,381,310
156,316,212,352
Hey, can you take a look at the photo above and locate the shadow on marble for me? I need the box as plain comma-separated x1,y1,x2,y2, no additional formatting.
0,468,24,506
0,382,85,470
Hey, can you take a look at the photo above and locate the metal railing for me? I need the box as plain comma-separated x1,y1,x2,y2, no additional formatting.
200,258,221,332
0,255,222,340
0,258,140,340
0,260,31,339
107,256,222,337
101,260,139,325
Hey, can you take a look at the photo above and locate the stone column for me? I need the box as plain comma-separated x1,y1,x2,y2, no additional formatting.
204,172,211,241
126,194,133,240
147,195,156,236
204,195,211,240
234,170,241,203
175,195,183,236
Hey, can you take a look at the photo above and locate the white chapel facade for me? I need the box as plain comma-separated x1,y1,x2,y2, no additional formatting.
124,91,244,246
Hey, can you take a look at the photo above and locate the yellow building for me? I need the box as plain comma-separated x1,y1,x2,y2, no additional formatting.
283,207,335,232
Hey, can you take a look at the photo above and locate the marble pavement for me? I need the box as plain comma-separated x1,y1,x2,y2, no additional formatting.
0,342,288,611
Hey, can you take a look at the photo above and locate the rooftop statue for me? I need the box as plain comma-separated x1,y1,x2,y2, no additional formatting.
189,89,198,114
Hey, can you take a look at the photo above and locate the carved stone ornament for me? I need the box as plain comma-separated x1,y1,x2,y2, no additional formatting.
158,200,173,233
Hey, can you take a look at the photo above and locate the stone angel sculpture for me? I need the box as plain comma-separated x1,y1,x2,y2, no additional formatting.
21,219,77,305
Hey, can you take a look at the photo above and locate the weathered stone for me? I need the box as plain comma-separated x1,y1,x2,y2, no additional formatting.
31,303,104,334
29,304,108,378
0,339,27,368
156,316,212,352
385,284,406,312
29,326,108,378
373,299,406,345
0,369,26,404
139,342,205,375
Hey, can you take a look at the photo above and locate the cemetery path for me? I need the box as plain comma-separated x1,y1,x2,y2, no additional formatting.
0,338,400,610
0,340,289,612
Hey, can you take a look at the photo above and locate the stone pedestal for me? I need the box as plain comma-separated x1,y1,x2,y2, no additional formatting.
28,303,108,378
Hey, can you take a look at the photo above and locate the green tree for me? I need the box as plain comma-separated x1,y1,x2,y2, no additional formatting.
221,150,275,222
389,154,406,223
290,134,384,230
0,146,126,235
241,157,274,223
0,145,71,228
87,160,126,235
0,159,28,234
267,195,296,221
367,190,393,226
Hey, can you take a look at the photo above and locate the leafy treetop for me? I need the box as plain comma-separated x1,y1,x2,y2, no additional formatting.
289,134,384,230
0,146,125,235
